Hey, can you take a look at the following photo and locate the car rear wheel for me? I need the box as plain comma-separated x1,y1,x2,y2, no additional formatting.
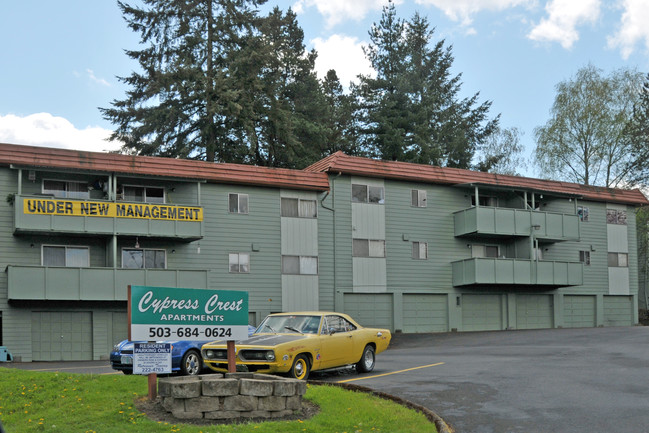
181,350,202,376
356,345,375,373
289,354,310,380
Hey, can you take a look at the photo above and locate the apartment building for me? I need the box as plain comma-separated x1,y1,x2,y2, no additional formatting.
0,143,645,361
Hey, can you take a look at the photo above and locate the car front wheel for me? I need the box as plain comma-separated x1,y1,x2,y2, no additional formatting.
180,350,202,376
356,345,375,373
289,354,310,380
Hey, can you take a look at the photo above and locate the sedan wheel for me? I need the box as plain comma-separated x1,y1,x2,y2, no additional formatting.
356,345,375,373
181,350,202,376
289,354,310,380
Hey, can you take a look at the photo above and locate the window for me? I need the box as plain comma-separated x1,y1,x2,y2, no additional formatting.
412,242,428,259
42,246,89,267
579,251,591,266
352,239,385,257
324,315,356,334
577,206,589,222
471,245,499,258
282,256,318,275
280,198,317,218
122,249,166,269
352,184,384,204
120,185,164,203
608,252,628,267
411,189,427,207
229,253,250,273
229,193,249,214
43,180,89,199
607,209,627,225
471,195,498,207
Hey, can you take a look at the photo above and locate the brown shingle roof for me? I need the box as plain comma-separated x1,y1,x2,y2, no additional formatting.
305,152,649,206
0,142,330,192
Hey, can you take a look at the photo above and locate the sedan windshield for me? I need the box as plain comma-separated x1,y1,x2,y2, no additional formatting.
257,315,321,334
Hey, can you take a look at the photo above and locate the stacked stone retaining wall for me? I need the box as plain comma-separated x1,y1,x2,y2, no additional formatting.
158,373,307,420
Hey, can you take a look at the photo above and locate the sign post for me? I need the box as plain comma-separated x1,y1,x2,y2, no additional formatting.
127,285,249,398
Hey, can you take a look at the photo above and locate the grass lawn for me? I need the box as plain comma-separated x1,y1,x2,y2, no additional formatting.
0,369,437,433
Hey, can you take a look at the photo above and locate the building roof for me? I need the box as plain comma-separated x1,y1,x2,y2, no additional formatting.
305,151,649,206
0,142,330,192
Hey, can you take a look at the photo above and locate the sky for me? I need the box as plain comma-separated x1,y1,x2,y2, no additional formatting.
2,0,649,178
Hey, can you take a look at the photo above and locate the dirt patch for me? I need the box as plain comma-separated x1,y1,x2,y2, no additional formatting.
134,397,319,426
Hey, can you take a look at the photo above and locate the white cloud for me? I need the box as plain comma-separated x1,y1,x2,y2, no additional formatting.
86,69,111,87
311,34,374,86
607,0,649,59
294,0,400,27
527,0,601,49
414,0,533,26
0,113,121,153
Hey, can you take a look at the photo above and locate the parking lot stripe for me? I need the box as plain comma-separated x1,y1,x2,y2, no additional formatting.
337,362,445,383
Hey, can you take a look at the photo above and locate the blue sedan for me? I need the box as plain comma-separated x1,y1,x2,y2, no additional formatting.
110,326,257,376
110,340,210,376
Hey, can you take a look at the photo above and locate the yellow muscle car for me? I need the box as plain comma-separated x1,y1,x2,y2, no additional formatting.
201,311,391,380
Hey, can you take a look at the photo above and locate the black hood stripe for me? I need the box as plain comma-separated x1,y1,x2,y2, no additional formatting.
239,334,306,346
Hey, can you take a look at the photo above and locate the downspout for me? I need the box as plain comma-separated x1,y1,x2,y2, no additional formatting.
320,173,341,310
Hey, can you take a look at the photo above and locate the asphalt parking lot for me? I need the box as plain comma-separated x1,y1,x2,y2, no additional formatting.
315,326,649,433
3,326,648,432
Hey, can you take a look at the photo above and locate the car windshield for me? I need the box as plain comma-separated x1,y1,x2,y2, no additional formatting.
257,315,321,334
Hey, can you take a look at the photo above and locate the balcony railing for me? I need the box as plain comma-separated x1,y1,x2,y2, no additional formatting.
14,195,203,240
453,207,580,241
451,257,583,287
7,265,210,301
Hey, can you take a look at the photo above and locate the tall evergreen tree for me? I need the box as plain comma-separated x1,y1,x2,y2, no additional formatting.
101,0,265,162
321,70,361,156
354,2,409,161
354,3,498,167
230,7,330,168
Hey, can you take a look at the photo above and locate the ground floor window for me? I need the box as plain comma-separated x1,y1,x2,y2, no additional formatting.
42,245,89,267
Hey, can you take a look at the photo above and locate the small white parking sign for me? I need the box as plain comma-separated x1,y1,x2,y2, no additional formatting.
133,343,172,375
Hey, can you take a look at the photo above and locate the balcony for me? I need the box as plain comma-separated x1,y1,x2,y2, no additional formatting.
14,195,203,240
451,258,583,288
7,265,210,301
453,207,580,241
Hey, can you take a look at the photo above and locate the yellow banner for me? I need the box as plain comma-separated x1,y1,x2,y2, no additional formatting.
23,198,203,222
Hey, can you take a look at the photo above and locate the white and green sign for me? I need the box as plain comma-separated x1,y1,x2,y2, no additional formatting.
129,285,249,341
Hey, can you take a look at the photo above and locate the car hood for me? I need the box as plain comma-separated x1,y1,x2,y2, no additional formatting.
207,333,309,348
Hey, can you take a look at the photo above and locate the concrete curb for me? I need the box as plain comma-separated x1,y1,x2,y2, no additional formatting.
309,380,454,433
